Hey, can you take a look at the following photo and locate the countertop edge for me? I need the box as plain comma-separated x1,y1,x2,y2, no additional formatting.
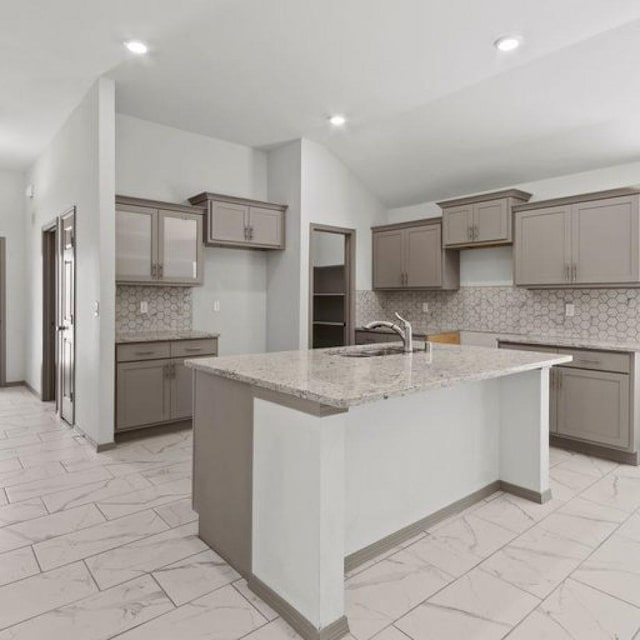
186,354,572,409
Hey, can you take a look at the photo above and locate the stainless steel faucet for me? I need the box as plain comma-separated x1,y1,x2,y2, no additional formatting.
364,312,413,353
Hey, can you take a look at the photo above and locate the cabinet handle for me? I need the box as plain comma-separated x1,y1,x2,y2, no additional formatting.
158,264,163,278
151,264,157,278
243,226,248,240
564,264,570,281
467,226,472,241
135,350,155,356
249,226,254,241
183,347,203,352
474,224,479,240
572,264,577,282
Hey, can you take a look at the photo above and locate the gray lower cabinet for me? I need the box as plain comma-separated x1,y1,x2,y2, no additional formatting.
555,367,630,449
372,219,459,290
188,192,286,250
499,340,637,462
514,189,640,287
439,189,532,248
116,196,204,286
115,338,218,432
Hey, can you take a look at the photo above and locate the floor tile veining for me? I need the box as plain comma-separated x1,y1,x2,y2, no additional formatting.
1,386,640,639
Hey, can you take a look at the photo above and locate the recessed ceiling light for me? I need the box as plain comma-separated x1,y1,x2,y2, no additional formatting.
124,40,148,55
494,35,522,52
329,115,347,127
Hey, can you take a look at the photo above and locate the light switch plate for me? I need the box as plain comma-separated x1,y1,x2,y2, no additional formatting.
213,300,221,312
422,303,429,313
140,301,148,314
565,303,575,317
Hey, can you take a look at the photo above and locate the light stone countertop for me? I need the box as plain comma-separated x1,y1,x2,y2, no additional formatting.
116,329,220,344
497,334,640,353
186,343,571,409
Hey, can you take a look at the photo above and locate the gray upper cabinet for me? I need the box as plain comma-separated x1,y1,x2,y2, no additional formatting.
189,192,286,250
439,189,532,248
514,189,640,287
372,220,459,290
115,204,157,283
514,206,572,286
116,196,204,286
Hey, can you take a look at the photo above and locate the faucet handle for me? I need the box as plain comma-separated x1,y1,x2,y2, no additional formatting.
394,312,410,327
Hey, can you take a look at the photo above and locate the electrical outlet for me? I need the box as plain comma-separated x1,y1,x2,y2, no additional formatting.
213,300,221,312
140,301,148,314
565,303,575,317
422,302,429,313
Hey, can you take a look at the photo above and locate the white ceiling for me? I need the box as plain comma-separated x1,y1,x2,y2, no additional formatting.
4,1,640,206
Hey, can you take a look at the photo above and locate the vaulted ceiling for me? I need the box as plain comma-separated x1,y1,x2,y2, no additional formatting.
4,0,640,206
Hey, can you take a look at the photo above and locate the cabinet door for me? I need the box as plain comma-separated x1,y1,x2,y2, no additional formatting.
171,360,193,421
572,196,640,284
158,211,203,285
116,205,157,283
248,207,283,248
514,207,572,286
405,225,442,287
208,201,248,244
116,360,171,431
474,199,509,244
372,230,404,289
443,205,473,246
556,367,630,449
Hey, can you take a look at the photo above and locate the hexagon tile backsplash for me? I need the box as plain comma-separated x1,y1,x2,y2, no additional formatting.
356,287,640,342
116,285,192,333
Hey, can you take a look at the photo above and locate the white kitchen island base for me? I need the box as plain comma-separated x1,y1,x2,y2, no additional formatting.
188,344,569,640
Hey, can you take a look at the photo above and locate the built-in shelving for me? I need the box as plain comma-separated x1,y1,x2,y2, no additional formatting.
312,265,347,348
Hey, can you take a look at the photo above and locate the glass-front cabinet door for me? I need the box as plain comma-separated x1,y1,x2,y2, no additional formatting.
115,205,157,282
158,210,203,285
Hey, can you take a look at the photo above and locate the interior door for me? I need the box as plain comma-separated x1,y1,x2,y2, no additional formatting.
572,196,640,284
158,210,202,284
514,207,572,286
474,199,509,243
115,205,157,283
405,225,442,287
58,210,75,425
372,229,404,289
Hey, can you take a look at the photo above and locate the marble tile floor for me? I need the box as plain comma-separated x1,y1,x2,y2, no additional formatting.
1,387,640,639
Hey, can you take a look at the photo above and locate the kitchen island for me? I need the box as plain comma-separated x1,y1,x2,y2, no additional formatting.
186,343,571,640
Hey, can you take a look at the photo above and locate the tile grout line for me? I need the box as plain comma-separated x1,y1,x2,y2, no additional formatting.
362,460,624,636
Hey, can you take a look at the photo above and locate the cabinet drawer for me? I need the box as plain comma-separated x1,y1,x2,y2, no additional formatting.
170,338,218,358
558,348,630,374
117,342,171,362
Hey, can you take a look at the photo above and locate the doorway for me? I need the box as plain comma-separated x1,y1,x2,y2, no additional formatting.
42,209,76,423
309,224,356,349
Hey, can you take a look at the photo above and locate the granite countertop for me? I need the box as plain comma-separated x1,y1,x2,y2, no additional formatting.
116,330,220,344
186,343,570,409
497,334,640,353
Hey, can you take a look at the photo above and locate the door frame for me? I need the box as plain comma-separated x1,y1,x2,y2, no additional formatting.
0,238,6,387
308,223,356,348
58,207,76,425
41,221,58,403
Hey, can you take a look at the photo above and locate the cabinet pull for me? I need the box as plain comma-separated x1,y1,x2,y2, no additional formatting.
572,264,577,282
135,350,155,356
158,264,163,278
249,226,254,241
467,226,472,241
574,358,601,366
243,226,248,240
564,264,570,281
183,347,203,352
151,264,157,278
472,224,477,240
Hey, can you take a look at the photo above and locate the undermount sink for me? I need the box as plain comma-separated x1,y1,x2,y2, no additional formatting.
330,346,420,358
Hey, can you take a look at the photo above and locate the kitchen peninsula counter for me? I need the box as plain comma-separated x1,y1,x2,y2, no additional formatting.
187,343,570,640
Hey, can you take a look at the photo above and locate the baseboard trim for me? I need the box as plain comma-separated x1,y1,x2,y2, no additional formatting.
3,381,41,399
344,480,501,573
247,574,349,640
551,434,639,466
500,480,551,504
73,424,115,452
